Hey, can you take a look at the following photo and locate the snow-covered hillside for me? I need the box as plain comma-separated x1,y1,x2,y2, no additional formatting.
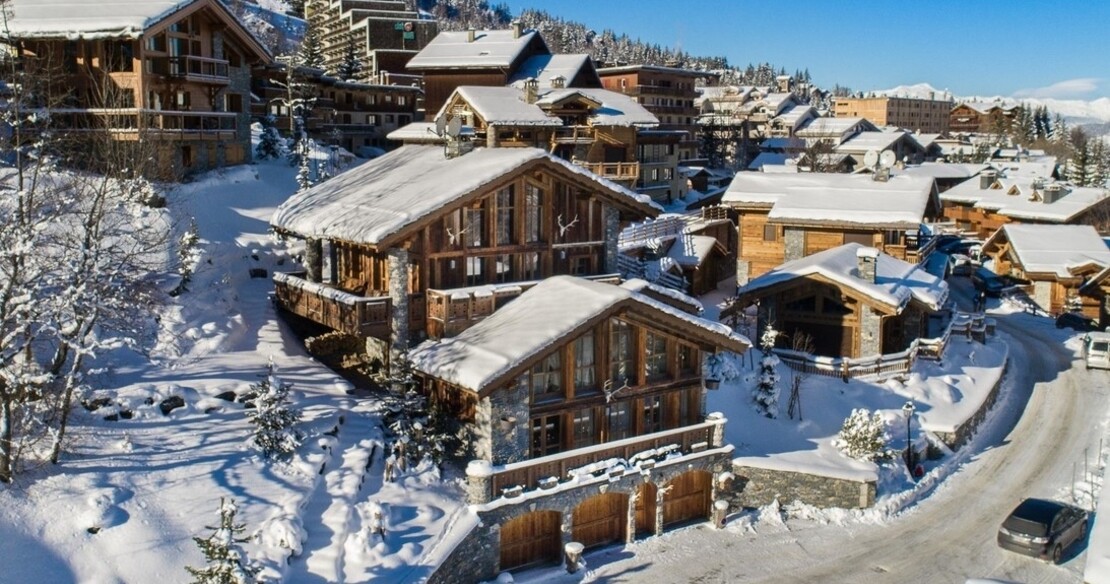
877,82,1110,130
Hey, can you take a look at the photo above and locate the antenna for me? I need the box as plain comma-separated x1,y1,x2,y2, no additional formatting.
863,150,879,169
447,116,462,138
434,116,447,137
879,149,896,169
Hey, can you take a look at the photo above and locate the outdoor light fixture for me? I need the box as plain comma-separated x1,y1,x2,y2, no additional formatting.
902,400,915,470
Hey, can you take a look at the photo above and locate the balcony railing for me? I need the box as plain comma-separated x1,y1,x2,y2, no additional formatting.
50,108,237,140
476,418,723,503
151,55,230,85
550,125,596,145
574,161,639,182
273,271,391,339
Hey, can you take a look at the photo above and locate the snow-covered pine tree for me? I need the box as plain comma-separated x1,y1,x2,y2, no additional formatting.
296,153,313,191
175,218,202,294
246,364,303,460
299,23,325,70
186,498,260,584
255,115,284,160
833,409,891,462
380,356,461,470
752,325,780,418
337,36,363,81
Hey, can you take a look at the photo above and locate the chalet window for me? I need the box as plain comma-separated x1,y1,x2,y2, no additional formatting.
524,184,543,243
225,93,244,113
175,90,190,110
642,395,664,434
763,224,778,242
844,231,872,246
531,352,562,403
227,48,242,68
530,414,561,457
522,252,540,280
607,401,632,441
147,35,166,53
466,256,483,286
572,408,596,448
609,319,634,388
495,254,512,283
574,331,597,393
644,332,668,381
571,255,591,276
495,187,515,246
883,230,902,246
465,207,484,248
678,344,699,376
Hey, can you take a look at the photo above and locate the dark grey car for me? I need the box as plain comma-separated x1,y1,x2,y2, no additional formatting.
997,498,1088,563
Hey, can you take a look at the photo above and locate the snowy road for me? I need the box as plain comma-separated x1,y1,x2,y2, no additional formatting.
565,282,1109,583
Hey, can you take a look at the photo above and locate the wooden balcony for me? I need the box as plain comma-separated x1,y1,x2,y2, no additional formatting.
273,271,391,339
575,161,640,183
550,125,596,145
482,419,722,502
53,108,238,141
152,55,230,85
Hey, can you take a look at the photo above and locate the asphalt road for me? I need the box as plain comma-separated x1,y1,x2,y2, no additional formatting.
572,277,1109,584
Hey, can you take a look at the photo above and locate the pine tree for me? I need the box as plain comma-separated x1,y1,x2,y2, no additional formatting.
246,364,303,460
296,153,313,191
255,115,284,161
833,409,891,462
300,24,325,70
337,36,364,81
186,498,260,584
752,325,780,418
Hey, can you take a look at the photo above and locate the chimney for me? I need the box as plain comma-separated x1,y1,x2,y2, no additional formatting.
856,246,879,283
467,28,476,43
979,169,997,190
1043,183,1067,204
523,77,538,104
511,20,523,39
549,74,565,89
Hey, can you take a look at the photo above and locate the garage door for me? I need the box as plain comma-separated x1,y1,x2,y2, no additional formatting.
662,470,711,527
572,492,628,549
500,510,562,571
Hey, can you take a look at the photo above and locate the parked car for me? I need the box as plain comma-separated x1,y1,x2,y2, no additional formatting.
1083,331,1110,369
1056,311,1099,332
971,267,1008,297
946,253,976,277
997,498,1088,563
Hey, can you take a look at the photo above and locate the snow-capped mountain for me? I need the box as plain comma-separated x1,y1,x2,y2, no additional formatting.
876,83,1110,132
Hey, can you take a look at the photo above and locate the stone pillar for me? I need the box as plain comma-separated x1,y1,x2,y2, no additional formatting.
625,489,639,544
783,228,805,262
706,412,727,448
304,238,323,282
465,459,493,505
736,259,751,286
654,485,666,536
603,206,620,274
564,542,584,574
328,242,339,284
486,124,498,148
712,500,729,528
488,376,531,464
860,307,883,357
387,247,411,381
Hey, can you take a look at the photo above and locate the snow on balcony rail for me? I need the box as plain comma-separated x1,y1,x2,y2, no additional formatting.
272,271,387,306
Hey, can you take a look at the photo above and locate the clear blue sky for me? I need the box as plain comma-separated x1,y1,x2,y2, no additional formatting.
499,1,1110,99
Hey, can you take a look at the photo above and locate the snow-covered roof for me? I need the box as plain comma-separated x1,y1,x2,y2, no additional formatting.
908,133,942,149
385,122,443,143
438,86,657,128
957,101,1018,115
738,243,949,312
4,0,194,38
722,172,935,227
748,152,792,171
894,162,980,180
406,29,543,70
772,104,817,129
271,145,660,247
941,171,1105,223
508,54,594,89
796,117,878,139
985,224,1110,278
666,234,719,267
835,130,910,154
409,276,749,393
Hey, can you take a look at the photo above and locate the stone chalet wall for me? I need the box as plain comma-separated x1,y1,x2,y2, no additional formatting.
728,464,877,510
427,449,733,584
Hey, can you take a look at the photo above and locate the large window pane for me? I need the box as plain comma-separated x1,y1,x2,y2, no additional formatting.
531,352,562,403
574,331,596,393
609,319,633,389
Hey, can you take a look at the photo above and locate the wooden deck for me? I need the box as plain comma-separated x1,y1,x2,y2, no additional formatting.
272,271,391,339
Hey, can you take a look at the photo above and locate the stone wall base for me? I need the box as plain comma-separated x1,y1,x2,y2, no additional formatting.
728,464,877,510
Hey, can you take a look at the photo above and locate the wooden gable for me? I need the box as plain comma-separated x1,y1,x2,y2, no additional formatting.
145,0,271,63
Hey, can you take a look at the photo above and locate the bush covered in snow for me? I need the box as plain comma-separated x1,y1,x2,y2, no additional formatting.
186,498,260,584
752,326,781,418
246,365,303,460
833,409,893,462
254,116,285,161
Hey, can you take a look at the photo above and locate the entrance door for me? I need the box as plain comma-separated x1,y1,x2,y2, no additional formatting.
572,492,628,549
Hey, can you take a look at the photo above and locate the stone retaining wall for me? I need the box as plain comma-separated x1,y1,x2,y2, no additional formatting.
931,354,1006,450
728,464,877,510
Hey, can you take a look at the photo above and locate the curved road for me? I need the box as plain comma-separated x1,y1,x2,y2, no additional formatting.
578,280,1109,583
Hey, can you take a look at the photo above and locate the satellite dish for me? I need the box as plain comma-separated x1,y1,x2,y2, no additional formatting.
863,150,879,168
446,116,462,138
879,149,896,169
434,116,447,137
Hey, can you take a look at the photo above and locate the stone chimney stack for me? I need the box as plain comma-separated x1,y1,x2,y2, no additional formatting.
512,20,523,39
523,77,538,104
979,169,997,190
549,75,566,89
857,246,879,283
1043,183,1066,204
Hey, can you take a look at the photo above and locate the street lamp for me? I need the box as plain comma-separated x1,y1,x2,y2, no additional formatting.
902,400,915,470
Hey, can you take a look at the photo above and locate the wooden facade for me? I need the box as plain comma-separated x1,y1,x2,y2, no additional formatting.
949,103,1020,134
12,0,270,178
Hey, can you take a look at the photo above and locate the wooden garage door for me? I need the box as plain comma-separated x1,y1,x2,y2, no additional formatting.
572,492,628,549
500,511,562,571
634,482,657,536
662,470,711,527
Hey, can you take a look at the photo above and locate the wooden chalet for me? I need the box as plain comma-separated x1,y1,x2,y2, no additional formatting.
980,224,1110,317
5,0,271,178
405,24,601,116
270,145,660,374
734,243,948,358
949,102,1021,134
939,163,1110,238
430,84,657,190
409,275,749,570
721,172,941,284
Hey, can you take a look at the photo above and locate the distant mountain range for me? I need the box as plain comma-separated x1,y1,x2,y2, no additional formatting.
876,83,1110,135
